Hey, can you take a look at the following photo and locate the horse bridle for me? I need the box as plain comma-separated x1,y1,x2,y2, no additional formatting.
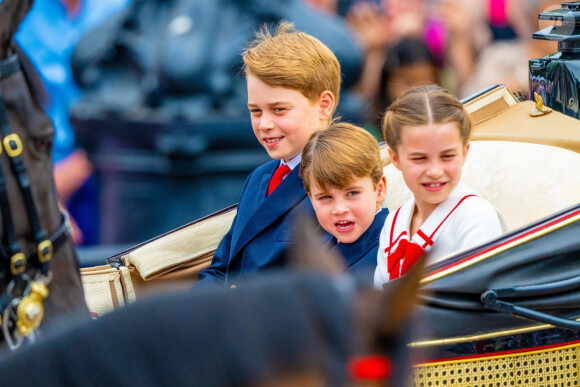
0,52,71,349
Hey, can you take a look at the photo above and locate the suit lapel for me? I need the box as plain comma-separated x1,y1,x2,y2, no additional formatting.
231,166,307,258
230,162,276,241
339,234,376,269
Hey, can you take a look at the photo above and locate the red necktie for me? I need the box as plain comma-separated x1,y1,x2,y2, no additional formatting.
387,239,425,280
267,164,291,195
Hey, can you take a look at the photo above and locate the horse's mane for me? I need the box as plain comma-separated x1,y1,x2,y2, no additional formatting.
0,273,353,385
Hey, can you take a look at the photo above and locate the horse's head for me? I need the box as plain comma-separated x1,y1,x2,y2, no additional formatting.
0,0,59,239
0,0,32,58
0,0,88,350
290,215,426,386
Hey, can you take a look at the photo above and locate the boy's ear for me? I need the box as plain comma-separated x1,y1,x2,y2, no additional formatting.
388,147,401,171
317,90,335,121
376,175,387,204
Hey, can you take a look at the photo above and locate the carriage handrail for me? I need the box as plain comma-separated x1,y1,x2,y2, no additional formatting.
483,275,580,298
458,84,502,104
481,276,580,331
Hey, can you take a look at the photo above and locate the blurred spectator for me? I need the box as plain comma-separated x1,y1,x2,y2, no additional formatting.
428,0,489,93
345,0,488,111
459,0,560,98
487,0,518,40
15,0,131,245
303,0,339,13
303,0,469,126
368,37,440,137
346,0,424,103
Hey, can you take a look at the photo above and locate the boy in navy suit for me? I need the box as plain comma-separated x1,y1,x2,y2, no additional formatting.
196,21,340,288
300,122,388,284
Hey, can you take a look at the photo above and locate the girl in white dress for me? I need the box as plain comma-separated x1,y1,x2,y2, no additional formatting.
374,85,508,288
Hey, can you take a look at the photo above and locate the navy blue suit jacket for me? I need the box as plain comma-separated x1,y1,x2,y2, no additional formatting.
196,160,316,288
334,209,389,285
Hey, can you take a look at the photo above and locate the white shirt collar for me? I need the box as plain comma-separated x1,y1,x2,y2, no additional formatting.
282,153,302,171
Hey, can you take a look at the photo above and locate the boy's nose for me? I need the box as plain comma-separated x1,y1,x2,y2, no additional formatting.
332,200,348,215
258,113,274,131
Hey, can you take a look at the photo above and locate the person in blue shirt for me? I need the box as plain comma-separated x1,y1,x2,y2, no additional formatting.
300,122,388,284
14,0,130,244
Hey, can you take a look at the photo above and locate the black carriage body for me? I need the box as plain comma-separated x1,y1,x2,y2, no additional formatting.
529,53,580,119
405,205,580,385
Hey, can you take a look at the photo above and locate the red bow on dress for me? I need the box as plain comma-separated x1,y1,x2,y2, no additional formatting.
387,239,425,280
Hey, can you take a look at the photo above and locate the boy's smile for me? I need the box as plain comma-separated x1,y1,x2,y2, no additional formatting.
264,137,283,147
309,176,386,244
389,122,469,220
247,75,333,162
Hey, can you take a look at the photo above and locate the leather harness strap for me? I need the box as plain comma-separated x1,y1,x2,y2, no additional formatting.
0,53,19,80
0,54,22,265
0,52,73,348
25,212,70,266
0,53,69,286
0,86,50,273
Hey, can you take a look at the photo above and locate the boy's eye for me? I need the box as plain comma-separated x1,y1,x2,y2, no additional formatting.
249,109,261,114
411,157,426,161
442,154,456,160
347,191,359,197
273,107,286,113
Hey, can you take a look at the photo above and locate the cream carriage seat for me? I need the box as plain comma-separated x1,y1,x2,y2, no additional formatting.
381,140,580,231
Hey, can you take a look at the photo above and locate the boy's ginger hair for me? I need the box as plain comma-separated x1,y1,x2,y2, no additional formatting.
300,122,383,193
242,21,341,115
383,85,471,152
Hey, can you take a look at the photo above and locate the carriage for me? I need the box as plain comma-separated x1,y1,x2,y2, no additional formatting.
0,0,579,385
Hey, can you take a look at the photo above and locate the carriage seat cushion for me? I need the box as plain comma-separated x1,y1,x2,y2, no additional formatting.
381,141,580,231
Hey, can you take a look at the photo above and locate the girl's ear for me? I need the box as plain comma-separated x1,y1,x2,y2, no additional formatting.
461,141,470,166
317,90,335,121
376,175,387,204
388,147,401,171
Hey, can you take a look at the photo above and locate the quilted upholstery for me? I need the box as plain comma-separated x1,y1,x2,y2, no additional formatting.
381,141,580,231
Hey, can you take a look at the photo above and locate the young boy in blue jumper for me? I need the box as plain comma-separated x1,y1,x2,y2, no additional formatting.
300,122,388,284
196,22,340,288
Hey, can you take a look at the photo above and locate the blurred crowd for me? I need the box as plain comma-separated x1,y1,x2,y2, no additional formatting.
14,0,561,246
309,0,561,135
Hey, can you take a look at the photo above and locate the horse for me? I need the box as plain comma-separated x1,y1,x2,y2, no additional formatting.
0,0,89,349
0,0,421,376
